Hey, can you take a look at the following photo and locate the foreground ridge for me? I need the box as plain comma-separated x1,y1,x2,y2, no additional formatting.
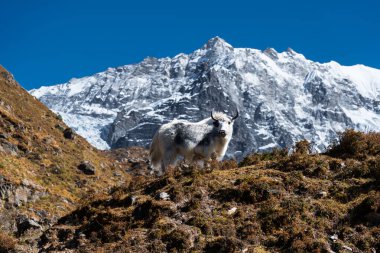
39,131,380,252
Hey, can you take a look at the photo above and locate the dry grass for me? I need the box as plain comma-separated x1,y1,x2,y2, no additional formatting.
39,131,380,252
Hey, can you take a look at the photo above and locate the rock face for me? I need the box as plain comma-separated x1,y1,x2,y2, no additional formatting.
30,37,380,158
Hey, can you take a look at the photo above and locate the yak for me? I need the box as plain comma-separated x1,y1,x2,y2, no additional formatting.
149,110,238,174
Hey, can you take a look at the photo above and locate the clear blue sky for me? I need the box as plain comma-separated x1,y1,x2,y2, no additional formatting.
1,0,379,90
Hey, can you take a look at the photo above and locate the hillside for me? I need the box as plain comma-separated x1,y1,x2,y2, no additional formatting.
0,66,131,251
38,130,380,253
31,37,380,159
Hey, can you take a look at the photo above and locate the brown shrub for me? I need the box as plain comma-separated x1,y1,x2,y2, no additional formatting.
0,231,17,253
328,158,344,172
204,236,243,253
276,228,329,253
327,129,380,159
258,205,295,234
219,159,238,170
212,180,271,204
276,153,328,177
162,227,194,251
336,159,370,179
367,156,380,181
350,193,380,226
239,148,288,167
295,139,312,155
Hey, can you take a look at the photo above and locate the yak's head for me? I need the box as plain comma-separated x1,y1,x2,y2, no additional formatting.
210,110,239,139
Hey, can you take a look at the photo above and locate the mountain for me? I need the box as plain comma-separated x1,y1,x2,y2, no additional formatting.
30,37,380,158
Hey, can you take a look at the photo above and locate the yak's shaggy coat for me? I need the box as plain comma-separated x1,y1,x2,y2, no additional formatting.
150,111,238,173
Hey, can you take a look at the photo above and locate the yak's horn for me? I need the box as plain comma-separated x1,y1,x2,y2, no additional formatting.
211,111,217,121
232,110,239,120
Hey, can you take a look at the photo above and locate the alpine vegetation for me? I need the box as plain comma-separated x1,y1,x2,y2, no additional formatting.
150,111,238,173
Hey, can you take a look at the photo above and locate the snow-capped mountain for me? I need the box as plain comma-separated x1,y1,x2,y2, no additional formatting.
30,37,380,158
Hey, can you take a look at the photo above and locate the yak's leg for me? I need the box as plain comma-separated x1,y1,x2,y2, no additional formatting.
150,155,163,175
161,148,178,173
183,153,194,164
149,134,163,174
191,153,205,169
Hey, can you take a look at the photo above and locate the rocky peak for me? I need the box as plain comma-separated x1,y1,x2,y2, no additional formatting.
286,47,298,56
203,36,234,52
263,48,279,60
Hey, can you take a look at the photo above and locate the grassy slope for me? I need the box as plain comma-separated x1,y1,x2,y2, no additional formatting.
39,132,380,253
0,66,130,232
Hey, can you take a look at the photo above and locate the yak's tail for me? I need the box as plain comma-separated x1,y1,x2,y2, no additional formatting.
149,132,162,172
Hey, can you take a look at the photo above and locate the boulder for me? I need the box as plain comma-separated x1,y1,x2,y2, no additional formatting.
77,161,96,175
16,216,42,235
63,128,75,140
0,139,18,155
0,133,9,139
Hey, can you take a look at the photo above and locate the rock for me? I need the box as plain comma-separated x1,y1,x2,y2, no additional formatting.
0,139,18,155
113,171,122,177
77,161,96,175
63,128,75,140
0,133,8,139
42,137,53,144
22,179,44,191
27,152,42,161
159,192,170,201
35,210,49,219
329,234,338,242
342,245,353,251
16,216,42,235
14,187,30,206
227,207,237,215
50,165,63,174
317,191,328,198
54,124,65,131
75,179,87,188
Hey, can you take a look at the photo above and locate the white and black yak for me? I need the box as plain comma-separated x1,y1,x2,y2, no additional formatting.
149,111,238,174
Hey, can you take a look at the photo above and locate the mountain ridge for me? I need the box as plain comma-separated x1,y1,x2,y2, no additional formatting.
30,37,380,158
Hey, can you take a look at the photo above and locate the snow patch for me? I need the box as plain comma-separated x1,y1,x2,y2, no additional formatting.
58,112,111,150
340,65,380,99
